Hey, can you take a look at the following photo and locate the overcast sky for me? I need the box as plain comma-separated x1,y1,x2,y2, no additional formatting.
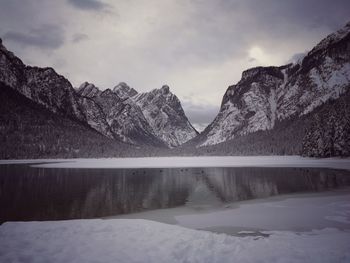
1,0,349,130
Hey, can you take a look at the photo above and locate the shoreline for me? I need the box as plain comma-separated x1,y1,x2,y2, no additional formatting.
0,156,349,170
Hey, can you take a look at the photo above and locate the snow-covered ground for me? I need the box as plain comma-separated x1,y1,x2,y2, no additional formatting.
1,219,349,263
1,156,349,170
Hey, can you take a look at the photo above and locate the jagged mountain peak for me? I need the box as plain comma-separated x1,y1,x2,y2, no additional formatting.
0,41,88,123
101,88,116,97
77,82,101,98
0,38,196,149
77,81,165,147
113,82,138,99
160,84,170,93
75,81,198,147
133,85,198,147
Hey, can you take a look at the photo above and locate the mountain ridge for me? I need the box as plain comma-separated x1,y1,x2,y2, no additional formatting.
0,39,197,148
194,21,350,147
76,81,197,147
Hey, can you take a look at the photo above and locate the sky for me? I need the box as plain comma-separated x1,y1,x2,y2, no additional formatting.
0,0,349,131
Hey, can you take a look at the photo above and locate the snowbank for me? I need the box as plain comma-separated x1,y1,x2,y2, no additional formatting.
1,219,349,263
1,156,349,170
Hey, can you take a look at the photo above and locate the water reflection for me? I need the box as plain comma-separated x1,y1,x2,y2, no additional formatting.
0,165,349,222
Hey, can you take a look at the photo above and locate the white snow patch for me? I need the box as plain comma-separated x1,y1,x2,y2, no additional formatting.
268,88,277,128
1,219,349,263
200,102,243,146
301,61,350,115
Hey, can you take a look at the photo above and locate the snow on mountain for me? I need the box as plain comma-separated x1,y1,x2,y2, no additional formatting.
199,22,350,147
0,41,120,140
200,66,288,146
133,85,198,147
1,38,197,148
77,82,198,147
77,82,166,147
0,39,86,122
1,40,131,141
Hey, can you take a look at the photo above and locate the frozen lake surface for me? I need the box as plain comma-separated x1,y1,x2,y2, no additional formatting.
1,163,350,225
1,156,350,170
1,156,350,262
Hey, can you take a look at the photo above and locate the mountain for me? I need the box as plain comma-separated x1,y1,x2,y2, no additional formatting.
113,82,137,99
133,85,198,147
0,38,116,139
77,82,166,147
1,21,349,158
78,82,198,147
0,39,85,122
0,38,194,148
0,81,135,159
184,87,349,157
196,22,350,148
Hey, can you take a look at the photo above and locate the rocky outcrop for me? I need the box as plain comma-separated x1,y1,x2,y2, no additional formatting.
133,85,198,147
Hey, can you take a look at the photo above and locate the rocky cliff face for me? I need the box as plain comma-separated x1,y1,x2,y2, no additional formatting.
0,39,85,122
0,41,121,139
77,82,198,147
133,85,198,147
77,96,114,139
77,82,166,147
113,82,137,99
199,22,350,147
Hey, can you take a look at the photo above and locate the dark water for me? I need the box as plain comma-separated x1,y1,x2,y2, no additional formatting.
1,164,350,223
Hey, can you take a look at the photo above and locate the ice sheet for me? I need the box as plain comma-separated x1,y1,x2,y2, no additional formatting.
1,156,349,170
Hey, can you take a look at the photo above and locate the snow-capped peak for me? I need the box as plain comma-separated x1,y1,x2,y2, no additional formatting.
133,85,198,147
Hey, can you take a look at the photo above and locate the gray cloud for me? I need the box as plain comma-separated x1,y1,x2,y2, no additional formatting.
67,0,109,11
248,57,257,63
217,0,350,33
72,33,89,43
181,98,219,129
287,52,308,64
3,24,65,49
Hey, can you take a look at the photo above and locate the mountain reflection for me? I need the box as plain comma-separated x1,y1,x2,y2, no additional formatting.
0,165,349,222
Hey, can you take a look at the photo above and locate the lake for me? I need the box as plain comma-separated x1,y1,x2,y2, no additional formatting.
1,164,350,224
